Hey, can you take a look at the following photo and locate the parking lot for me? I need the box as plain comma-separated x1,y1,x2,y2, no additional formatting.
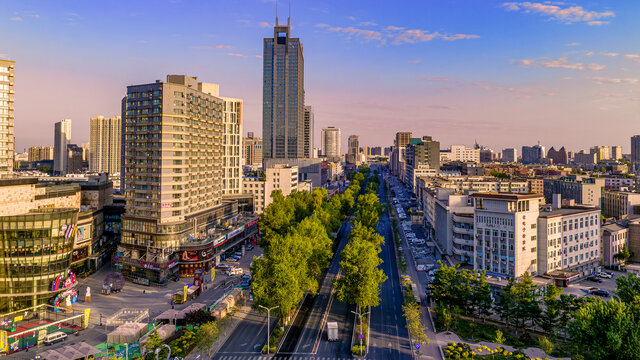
563,270,624,300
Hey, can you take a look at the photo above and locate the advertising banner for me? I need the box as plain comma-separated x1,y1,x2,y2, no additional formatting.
83,309,91,328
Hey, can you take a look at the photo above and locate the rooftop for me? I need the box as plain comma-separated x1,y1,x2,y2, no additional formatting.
469,192,544,200
538,206,600,218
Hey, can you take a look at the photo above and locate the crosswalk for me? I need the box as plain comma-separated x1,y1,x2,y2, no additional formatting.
215,355,366,360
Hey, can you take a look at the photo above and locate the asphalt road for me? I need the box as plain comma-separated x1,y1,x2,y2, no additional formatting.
215,221,355,359
367,173,413,360
212,308,279,359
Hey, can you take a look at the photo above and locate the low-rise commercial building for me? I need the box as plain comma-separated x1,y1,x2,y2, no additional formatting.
602,223,628,267
537,206,601,280
604,190,640,219
472,193,543,278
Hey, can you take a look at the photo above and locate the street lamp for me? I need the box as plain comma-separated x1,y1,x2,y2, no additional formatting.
351,308,371,356
258,305,279,355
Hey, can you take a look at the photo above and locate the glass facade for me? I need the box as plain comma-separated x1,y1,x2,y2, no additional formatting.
0,208,78,312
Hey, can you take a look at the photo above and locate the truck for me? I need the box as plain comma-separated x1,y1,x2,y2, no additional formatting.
327,321,338,342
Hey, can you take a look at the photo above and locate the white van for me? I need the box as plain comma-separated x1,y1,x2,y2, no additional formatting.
44,331,68,345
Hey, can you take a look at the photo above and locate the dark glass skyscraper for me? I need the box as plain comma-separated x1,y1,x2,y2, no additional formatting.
263,17,305,160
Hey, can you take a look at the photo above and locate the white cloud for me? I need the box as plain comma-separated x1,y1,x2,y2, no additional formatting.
591,77,638,85
587,21,609,26
623,54,640,63
600,52,618,57
585,51,594,56
321,24,479,45
358,21,378,26
259,21,271,28
328,27,383,42
10,17,22,21
192,45,232,50
514,57,605,71
225,53,247,58
423,77,450,82
565,42,580,46
408,60,421,64
502,2,614,24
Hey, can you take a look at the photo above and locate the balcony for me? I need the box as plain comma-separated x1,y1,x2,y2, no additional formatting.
453,235,475,247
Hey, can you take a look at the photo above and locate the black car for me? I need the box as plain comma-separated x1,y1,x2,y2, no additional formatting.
586,276,603,283
592,289,609,297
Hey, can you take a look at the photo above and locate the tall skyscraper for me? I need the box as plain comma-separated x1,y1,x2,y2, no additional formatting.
243,134,263,166
303,106,314,158
0,60,14,178
632,136,640,172
347,135,360,164
502,148,517,163
262,16,305,160
90,115,122,174
612,145,623,160
321,127,341,162
54,119,71,174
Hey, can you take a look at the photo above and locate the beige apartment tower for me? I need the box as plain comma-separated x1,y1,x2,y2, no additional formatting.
0,60,14,177
121,75,246,284
90,115,122,174
198,83,243,195
243,133,263,166
28,146,54,162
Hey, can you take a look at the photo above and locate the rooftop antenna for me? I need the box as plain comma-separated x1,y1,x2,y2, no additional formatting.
288,0,291,26
275,0,278,26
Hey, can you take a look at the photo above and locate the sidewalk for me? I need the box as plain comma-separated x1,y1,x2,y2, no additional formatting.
185,304,252,359
435,331,570,360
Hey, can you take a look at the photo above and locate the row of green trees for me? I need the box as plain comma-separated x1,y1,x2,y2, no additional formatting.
251,171,367,323
335,168,387,310
431,262,640,359
334,168,387,355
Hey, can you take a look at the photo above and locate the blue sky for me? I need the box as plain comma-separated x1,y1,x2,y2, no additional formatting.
1,0,639,152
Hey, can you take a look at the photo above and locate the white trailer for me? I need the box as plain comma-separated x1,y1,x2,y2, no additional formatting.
327,321,339,341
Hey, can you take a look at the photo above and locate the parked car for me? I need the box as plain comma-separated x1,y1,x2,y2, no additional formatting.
215,263,230,271
586,276,603,283
592,289,609,297
227,267,244,276
596,272,612,279
246,244,254,251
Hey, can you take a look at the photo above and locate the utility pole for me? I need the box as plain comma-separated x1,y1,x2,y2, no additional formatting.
258,305,279,355
351,307,371,356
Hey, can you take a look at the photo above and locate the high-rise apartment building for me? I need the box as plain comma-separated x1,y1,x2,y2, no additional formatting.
391,132,412,178
405,136,440,190
321,127,341,162
303,105,314,158
547,146,569,164
612,146,623,161
347,135,360,164
521,144,545,164
0,60,14,178
502,148,517,163
67,144,85,174
28,146,54,162
90,115,122,174
590,145,610,162
54,119,72,174
243,134,263,166
632,136,640,172
120,75,243,284
198,83,243,195
262,17,305,160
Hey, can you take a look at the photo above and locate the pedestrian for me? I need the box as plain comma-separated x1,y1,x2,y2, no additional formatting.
171,300,174,309
99,314,103,326
143,289,146,294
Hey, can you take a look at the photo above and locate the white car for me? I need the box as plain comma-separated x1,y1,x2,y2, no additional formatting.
596,272,612,279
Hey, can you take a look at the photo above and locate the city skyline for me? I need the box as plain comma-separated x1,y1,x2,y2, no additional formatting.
2,0,639,152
